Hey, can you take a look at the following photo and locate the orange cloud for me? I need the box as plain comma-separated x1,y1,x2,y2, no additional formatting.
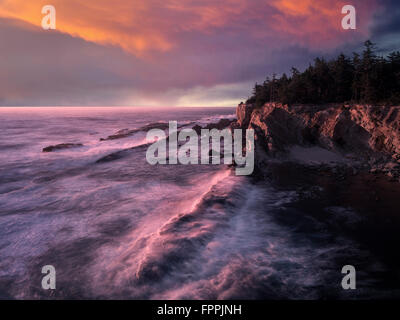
0,0,379,56
269,0,376,46
0,0,174,55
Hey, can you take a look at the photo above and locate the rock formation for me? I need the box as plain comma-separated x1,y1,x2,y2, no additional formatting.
42,143,83,152
235,103,400,178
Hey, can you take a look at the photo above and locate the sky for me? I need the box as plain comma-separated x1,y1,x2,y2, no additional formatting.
0,0,399,107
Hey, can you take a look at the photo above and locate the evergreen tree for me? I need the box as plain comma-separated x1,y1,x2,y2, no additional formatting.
360,40,378,103
246,40,399,106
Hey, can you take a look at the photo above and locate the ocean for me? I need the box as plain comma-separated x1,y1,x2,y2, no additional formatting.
0,107,399,299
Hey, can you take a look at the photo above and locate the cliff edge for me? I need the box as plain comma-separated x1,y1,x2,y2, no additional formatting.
236,103,400,179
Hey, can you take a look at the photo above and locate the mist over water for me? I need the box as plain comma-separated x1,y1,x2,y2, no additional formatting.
0,107,395,299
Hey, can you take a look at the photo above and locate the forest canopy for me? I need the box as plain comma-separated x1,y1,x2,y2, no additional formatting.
246,41,400,107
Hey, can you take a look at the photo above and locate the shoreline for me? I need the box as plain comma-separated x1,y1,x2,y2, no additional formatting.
250,159,400,298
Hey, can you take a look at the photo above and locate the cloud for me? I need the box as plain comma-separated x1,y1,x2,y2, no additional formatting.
0,18,141,105
368,0,400,53
0,0,378,55
0,0,395,106
371,0,400,36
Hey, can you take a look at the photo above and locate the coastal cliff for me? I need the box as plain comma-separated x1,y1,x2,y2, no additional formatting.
236,103,400,179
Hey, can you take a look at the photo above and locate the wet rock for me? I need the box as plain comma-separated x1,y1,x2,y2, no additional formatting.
192,118,235,133
192,124,202,135
95,151,126,163
205,118,235,130
42,143,83,152
238,103,400,158
100,122,170,141
95,143,151,164
236,102,400,179
384,162,400,171
100,128,135,141
236,103,255,128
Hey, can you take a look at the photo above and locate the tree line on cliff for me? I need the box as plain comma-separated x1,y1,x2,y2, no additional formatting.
246,41,400,106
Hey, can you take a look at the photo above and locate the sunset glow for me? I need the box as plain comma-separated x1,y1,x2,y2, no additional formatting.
0,0,394,106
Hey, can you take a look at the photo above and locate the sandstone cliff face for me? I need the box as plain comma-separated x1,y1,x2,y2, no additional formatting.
237,103,400,165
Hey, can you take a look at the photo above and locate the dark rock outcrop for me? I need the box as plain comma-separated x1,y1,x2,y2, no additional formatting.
100,122,171,141
192,118,235,134
42,143,83,152
237,103,400,158
96,119,234,164
236,102,255,128
236,102,400,178
95,143,151,163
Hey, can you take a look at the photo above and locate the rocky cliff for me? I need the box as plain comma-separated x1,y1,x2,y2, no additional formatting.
236,103,400,178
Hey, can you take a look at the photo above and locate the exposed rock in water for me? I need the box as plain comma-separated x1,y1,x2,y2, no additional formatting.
235,102,400,178
42,143,83,152
100,122,170,141
191,125,203,135
95,151,127,163
96,119,235,164
100,128,137,141
192,118,235,134
95,143,151,163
